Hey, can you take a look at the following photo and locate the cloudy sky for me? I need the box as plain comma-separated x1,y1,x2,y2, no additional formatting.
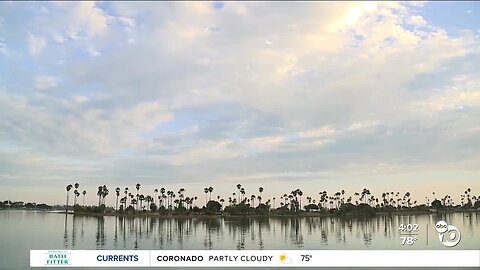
1,2,479,206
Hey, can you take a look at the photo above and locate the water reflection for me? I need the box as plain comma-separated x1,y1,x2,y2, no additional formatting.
63,214,68,248
61,213,480,250
96,216,106,249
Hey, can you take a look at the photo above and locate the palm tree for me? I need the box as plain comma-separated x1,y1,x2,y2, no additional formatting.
184,197,190,209
97,186,103,206
290,189,300,212
160,188,166,207
404,192,411,208
120,197,127,210
146,195,152,210
115,187,121,211
73,183,79,205
74,190,80,206
101,185,109,206
236,184,242,201
154,188,159,205
204,188,209,206
297,189,303,210
218,198,224,209
240,187,245,202
354,192,360,205
165,191,169,208
65,184,73,213
124,187,129,205
158,195,163,209
167,191,174,209
135,183,141,210
139,194,145,210
178,188,185,208
131,198,137,208
208,187,214,201
259,187,264,204
158,195,162,209
82,190,87,206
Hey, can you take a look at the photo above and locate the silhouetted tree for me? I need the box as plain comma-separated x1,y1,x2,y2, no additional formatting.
115,187,121,211
65,184,73,214
82,190,87,206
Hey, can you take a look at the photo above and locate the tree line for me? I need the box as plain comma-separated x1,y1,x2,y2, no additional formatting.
62,183,480,216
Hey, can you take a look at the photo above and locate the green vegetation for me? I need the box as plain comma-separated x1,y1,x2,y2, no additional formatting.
0,200,53,210
2,184,478,216
55,183,480,217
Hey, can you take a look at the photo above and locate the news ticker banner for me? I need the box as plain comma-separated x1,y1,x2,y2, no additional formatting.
31,250,480,267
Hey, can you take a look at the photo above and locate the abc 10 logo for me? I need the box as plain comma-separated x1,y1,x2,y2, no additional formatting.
435,221,461,247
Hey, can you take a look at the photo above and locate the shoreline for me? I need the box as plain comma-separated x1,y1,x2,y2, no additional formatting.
67,208,480,218
3,208,479,219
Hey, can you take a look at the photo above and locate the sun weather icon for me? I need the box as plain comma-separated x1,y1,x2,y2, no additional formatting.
279,253,293,264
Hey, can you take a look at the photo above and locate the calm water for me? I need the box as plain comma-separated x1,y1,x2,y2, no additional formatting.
0,210,479,269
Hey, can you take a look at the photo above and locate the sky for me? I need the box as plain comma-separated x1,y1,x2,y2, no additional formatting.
0,1,479,206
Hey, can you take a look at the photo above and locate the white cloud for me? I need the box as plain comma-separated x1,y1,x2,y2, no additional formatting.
416,90,480,112
170,140,240,166
409,15,427,26
87,46,100,56
70,1,111,38
27,33,46,55
299,126,336,139
222,170,338,182
34,75,57,90
348,121,381,131
73,95,88,104
0,2,479,203
249,136,284,148
0,42,8,55
118,16,136,29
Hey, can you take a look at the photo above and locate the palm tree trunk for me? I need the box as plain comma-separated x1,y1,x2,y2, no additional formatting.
136,192,139,211
65,191,69,214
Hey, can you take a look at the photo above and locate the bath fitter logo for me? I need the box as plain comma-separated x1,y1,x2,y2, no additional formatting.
44,250,71,266
435,220,461,247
